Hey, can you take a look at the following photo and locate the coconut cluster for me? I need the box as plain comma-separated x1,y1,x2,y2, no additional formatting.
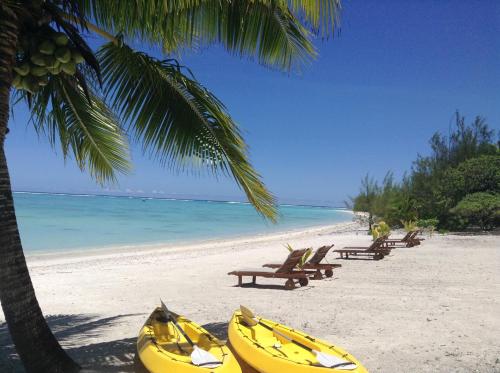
12,30,84,93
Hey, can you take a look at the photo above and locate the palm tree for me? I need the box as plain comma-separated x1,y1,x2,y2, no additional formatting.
0,1,340,371
352,174,380,232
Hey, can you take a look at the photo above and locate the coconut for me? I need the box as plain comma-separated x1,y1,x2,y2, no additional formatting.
12,74,22,88
39,40,56,55
46,65,62,75
55,47,71,63
22,76,38,93
61,61,76,75
18,77,26,90
71,49,84,64
31,66,48,77
43,55,58,68
30,53,46,66
52,32,69,46
13,63,30,76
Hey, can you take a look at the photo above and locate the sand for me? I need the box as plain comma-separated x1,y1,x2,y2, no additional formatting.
1,222,499,372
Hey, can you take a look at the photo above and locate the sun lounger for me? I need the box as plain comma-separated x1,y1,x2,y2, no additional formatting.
410,230,425,245
384,231,414,246
333,237,391,260
385,230,424,247
228,249,314,290
262,245,341,279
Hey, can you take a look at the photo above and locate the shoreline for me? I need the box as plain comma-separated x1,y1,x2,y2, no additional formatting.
26,220,363,263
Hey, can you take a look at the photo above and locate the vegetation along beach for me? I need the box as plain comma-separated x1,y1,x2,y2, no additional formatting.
0,1,499,373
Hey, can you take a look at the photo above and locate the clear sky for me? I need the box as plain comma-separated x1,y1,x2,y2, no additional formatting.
6,0,500,206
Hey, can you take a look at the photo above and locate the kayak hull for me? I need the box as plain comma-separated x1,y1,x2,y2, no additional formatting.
228,311,368,373
138,308,242,373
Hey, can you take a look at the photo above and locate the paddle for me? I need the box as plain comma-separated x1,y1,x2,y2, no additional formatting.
240,305,357,370
160,300,222,368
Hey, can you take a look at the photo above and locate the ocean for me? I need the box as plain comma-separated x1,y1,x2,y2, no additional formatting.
13,192,352,253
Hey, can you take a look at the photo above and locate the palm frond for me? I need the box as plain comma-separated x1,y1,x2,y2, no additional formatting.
98,42,277,220
27,76,130,183
287,0,341,37
81,0,316,71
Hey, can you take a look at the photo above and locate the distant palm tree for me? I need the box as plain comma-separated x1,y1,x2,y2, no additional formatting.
0,1,340,371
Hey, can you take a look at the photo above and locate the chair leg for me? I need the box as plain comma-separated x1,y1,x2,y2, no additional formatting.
252,276,256,284
238,276,242,286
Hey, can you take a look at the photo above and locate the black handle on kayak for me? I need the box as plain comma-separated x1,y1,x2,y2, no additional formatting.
161,301,195,347
254,318,313,353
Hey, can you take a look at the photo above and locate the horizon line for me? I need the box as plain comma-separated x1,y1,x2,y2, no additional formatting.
12,190,349,210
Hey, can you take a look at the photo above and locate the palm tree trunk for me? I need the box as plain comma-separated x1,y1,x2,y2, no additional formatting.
0,5,80,373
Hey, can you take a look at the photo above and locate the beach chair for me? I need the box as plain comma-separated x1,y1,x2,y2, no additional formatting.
333,237,391,260
384,230,423,247
228,249,314,290
262,245,341,279
410,230,425,246
384,231,414,246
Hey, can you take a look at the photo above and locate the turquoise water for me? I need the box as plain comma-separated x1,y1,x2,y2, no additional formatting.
13,192,352,253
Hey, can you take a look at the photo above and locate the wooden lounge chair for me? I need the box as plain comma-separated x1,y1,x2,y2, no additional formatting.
384,231,414,246
228,249,313,290
409,230,425,246
384,230,423,247
333,237,391,260
262,245,341,279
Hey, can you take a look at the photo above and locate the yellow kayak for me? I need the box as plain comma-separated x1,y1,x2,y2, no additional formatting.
228,310,368,373
137,307,242,373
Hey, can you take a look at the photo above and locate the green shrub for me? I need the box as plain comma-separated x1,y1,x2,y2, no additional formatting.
372,221,391,240
450,193,500,230
401,220,418,232
438,154,500,209
417,218,439,235
417,218,439,228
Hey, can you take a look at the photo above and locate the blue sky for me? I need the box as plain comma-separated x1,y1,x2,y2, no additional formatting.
6,0,500,206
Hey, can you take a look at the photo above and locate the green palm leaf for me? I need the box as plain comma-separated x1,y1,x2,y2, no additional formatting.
288,0,341,37
81,0,317,70
98,42,276,219
28,77,131,183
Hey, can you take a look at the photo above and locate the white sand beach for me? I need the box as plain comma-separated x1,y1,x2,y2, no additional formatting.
1,223,499,372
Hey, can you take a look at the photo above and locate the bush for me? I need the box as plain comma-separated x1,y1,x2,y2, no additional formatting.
417,218,439,228
372,221,391,240
439,155,500,207
450,193,500,230
417,218,439,235
455,155,500,194
401,220,418,232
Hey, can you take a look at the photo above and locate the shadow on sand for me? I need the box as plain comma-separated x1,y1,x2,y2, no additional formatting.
0,313,148,372
0,317,253,372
